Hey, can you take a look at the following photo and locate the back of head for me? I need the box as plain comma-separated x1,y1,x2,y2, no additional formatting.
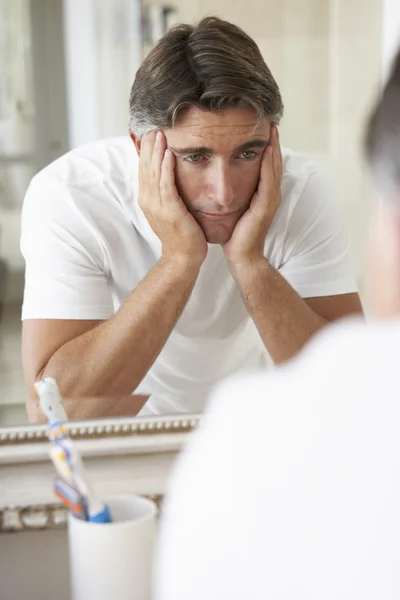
129,16,283,137
364,47,400,318
365,48,400,205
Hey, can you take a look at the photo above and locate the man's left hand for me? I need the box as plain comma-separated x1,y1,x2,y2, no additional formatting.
223,125,282,267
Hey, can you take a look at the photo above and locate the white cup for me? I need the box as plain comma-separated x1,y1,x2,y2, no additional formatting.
68,494,157,600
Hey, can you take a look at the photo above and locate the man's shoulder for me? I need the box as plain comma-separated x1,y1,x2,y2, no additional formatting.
281,147,319,180
280,147,323,209
23,137,138,233
31,136,138,189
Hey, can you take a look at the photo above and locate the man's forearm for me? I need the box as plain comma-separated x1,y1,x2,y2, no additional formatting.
27,395,150,424
231,258,326,363
40,257,201,398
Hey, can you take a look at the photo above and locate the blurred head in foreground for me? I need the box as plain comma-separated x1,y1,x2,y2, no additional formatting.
365,48,400,317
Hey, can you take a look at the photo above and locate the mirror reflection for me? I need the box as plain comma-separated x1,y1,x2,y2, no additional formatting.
0,0,382,427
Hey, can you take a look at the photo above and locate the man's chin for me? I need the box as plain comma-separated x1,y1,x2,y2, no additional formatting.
204,231,233,245
198,220,236,245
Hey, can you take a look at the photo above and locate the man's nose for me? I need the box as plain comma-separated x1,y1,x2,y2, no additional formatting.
209,165,235,208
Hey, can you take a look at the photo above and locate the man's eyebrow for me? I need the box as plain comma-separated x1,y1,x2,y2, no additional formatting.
169,145,214,155
169,139,269,156
235,139,269,152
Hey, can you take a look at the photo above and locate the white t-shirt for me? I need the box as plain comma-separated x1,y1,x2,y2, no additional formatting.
155,316,400,599
21,136,356,415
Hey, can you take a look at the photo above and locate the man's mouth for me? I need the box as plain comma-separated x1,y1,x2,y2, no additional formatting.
197,211,237,221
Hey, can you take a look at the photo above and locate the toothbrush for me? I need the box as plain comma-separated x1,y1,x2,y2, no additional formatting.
35,377,112,523
35,377,68,423
54,477,87,520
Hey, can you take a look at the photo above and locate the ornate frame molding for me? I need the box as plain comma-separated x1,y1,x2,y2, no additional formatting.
0,495,165,534
0,414,200,446
0,414,201,533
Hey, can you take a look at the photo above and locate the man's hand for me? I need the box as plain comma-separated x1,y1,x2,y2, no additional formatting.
223,125,282,267
139,131,208,267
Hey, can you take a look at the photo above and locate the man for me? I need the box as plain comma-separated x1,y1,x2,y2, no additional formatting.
21,17,361,422
154,48,400,599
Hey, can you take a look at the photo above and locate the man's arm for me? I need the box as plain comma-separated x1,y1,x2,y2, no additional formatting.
23,257,200,422
223,126,362,362
26,393,151,424
230,258,362,363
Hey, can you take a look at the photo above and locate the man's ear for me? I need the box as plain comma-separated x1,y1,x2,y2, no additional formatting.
129,132,141,155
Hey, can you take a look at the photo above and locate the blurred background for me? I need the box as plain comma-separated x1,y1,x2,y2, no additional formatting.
0,0,399,422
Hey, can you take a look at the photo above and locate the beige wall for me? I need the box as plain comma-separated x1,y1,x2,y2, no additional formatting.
142,0,383,300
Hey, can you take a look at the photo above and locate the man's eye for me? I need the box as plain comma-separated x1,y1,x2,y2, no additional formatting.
184,154,203,163
239,151,258,160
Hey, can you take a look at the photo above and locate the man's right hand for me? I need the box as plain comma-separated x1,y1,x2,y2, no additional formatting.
138,131,208,268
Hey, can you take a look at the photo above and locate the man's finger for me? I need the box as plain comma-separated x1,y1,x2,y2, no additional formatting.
152,131,166,184
140,131,157,168
272,126,283,180
139,132,157,199
160,148,177,207
259,143,274,190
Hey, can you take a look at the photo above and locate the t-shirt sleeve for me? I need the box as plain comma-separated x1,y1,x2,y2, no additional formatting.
21,176,114,320
277,168,358,298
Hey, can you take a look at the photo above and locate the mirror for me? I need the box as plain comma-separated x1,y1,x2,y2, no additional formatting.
0,0,36,427
0,0,383,428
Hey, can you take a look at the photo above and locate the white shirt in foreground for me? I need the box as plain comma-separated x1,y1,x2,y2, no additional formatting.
156,316,400,599
21,137,356,416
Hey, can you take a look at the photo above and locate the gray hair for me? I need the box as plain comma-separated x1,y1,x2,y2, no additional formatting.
129,16,284,138
365,48,400,207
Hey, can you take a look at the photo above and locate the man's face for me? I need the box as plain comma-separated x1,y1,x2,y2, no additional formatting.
164,106,271,244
